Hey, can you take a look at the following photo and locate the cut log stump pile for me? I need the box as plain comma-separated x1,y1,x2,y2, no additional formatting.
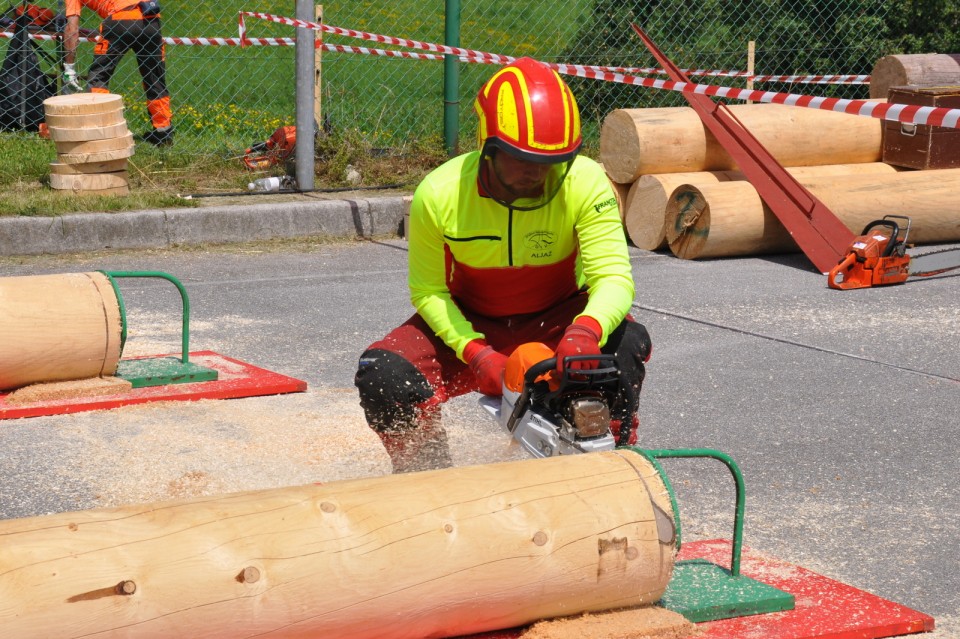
42,93,134,196
600,53,960,262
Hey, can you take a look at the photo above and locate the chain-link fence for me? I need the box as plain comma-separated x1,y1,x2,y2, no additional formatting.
1,1,895,160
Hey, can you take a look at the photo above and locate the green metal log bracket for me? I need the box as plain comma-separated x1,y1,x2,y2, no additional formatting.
629,447,746,577
100,271,217,389
101,270,191,364
627,447,793,622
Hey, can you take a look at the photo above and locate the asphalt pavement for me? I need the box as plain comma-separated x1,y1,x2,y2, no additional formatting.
0,198,957,637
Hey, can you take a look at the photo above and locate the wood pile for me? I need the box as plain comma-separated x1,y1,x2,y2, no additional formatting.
600,101,960,261
43,93,134,196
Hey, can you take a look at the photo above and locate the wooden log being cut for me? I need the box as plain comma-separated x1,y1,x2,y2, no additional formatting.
0,272,123,391
625,163,899,251
664,168,960,261
869,53,960,99
0,450,676,639
600,104,882,183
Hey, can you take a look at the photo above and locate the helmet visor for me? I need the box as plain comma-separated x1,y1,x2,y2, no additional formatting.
481,143,575,212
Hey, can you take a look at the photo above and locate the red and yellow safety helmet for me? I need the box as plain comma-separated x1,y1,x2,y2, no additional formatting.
474,57,582,164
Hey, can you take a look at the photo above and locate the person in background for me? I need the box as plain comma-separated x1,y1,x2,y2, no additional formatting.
354,57,651,473
62,0,172,146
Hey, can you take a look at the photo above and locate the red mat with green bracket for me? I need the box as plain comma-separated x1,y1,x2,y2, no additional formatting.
0,351,307,420
463,539,935,639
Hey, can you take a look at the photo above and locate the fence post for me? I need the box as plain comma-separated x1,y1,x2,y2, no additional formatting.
295,0,315,190
443,0,461,156
314,5,323,132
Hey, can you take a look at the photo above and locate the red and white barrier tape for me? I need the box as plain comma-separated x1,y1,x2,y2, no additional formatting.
576,65,869,84
9,15,954,127
2,23,868,85
559,65,959,129
240,12,872,85
239,11,960,129
0,28,470,59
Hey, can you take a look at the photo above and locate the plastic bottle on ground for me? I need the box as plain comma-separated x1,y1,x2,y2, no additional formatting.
248,176,282,192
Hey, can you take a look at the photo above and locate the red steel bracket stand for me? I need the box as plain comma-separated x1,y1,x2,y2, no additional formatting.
630,24,855,274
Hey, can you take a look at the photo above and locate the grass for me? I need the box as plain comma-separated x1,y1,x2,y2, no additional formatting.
0,125,448,216
1,1,598,215
6,0,873,215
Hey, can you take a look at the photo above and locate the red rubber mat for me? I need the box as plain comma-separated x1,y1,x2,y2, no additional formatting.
0,351,307,419
464,539,935,639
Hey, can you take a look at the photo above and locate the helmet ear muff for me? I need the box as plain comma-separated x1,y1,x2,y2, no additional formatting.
474,57,582,163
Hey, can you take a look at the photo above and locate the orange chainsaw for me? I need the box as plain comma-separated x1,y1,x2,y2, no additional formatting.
478,343,620,457
242,125,296,171
828,215,960,289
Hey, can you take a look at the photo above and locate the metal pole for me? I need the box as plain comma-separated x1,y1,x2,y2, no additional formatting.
294,0,315,190
442,0,460,156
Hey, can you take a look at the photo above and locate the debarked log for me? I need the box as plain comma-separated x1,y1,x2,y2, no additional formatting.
600,104,882,183
625,163,898,251
664,168,960,261
0,449,677,639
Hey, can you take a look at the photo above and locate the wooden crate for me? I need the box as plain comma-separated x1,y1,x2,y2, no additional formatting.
882,85,960,169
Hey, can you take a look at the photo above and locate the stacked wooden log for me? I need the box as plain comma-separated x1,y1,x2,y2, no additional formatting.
600,102,960,260
870,53,960,100
43,93,134,196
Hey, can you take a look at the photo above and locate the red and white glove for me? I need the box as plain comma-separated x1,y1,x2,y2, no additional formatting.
556,317,602,373
466,340,508,396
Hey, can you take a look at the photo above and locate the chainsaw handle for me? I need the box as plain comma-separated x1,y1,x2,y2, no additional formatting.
860,219,901,258
503,357,557,435
507,355,620,434
524,357,557,384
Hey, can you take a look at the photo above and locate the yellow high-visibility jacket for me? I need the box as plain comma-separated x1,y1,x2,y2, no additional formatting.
408,151,635,361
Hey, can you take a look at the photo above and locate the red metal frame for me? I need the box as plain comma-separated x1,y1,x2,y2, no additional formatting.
0,351,307,420
461,539,935,639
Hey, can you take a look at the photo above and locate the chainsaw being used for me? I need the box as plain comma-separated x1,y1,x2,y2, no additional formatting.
827,215,960,289
478,343,621,458
242,125,297,171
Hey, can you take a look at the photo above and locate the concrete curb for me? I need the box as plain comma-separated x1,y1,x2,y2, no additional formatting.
0,196,411,256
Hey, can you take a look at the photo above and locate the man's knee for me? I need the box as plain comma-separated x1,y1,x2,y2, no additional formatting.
354,348,434,431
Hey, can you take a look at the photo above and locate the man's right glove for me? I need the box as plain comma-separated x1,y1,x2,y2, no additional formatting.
556,318,602,373
466,341,508,396
62,63,83,94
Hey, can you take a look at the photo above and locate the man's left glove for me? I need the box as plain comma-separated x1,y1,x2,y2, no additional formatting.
467,341,508,396
556,318,602,372
62,63,83,94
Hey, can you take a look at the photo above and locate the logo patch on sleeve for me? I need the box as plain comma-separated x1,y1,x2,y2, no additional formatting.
594,196,617,213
